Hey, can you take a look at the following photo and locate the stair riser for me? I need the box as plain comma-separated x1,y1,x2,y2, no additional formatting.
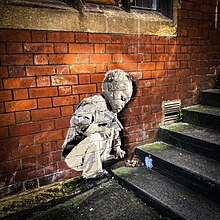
136,148,220,203
159,128,220,162
199,92,220,107
182,109,220,130
113,174,185,220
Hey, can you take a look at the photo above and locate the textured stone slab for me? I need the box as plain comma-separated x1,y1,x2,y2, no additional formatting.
199,89,220,107
136,141,220,202
112,167,220,220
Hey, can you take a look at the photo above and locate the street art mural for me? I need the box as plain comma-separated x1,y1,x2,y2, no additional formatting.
61,69,133,178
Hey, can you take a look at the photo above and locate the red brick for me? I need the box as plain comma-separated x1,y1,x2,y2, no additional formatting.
90,54,112,63
177,53,191,60
6,100,37,112
0,90,12,101
151,87,167,95
15,111,31,123
0,66,8,78
0,102,5,113
55,117,70,129
0,151,10,163
0,30,31,42
0,138,18,151
0,161,21,175
138,63,155,71
124,54,142,63
72,84,96,94
22,157,36,169
13,89,28,100
111,35,122,43
106,44,126,53
11,145,41,159
89,34,111,43
152,70,167,78
156,62,165,70
47,32,75,42
127,45,138,53
139,45,155,53
69,44,93,53
24,43,54,53
108,63,137,72
91,74,105,83
77,54,89,63
143,54,151,61
75,33,88,42
122,35,140,44
7,43,23,53
49,54,76,64
61,106,74,116
139,79,155,88
34,130,62,144
143,71,152,79
32,108,60,121
29,87,58,98
156,45,165,53
152,54,176,61
32,31,47,42
95,64,106,73
0,113,15,126
70,64,94,74
0,127,9,139
34,55,49,65
151,36,169,45
9,66,25,77
9,122,40,137
94,44,105,53
40,120,55,131
52,151,61,163
26,66,55,76
4,77,35,89
51,75,78,86
58,86,72,96
38,154,51,166
0,42,6,53
37,76,51,87
53,95,79,106
56,65,69,74
18,135,33,147
1,55,33,65
38,98,52,109
113,54,123,63
79,75,91,84
54,43,68,53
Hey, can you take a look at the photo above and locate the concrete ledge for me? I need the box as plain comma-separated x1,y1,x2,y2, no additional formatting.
0,0,178,36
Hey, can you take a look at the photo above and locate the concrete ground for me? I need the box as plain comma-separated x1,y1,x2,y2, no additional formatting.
28,181,164,220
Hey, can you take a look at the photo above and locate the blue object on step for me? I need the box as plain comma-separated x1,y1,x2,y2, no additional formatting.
145,155,153,169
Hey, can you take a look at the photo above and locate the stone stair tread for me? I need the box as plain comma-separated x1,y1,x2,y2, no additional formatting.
201,89,220,94
160,122,220,146
112,167,220,220
183,105,220,116
137,141,220,184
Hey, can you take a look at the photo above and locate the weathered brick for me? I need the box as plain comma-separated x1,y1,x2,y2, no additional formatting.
69,44,93,53
108,63,137,72
10,122,40,137
0,66,8,78
47,32,75,42
77,54,89,63
18,135,33,147
56,65,69,74
89,34,111,43
40,120,55,132
91,74,105,83
29,87,58,98
49,54,76,64
1,55,33,65
32,31,47,42
94,44,105,53
54,43,68,53
138,62,155,71
9,66,25,77
0,42,6,53
0,113,15,126
106,44,127,53
34,130,63,144
0,161,21,175
6,100,37,112
37,98,52,109
51,75,78,86
0,127,9,139
113,54,123,63
95,64,106,73
0,30,31,42
124,54,142,63
90,54,112,63
15,111,31,123
0,90,12,101
55,117,70,129
70,64,94,74
37,154,51,166
0,138,18,151
4,77,35,89
13,89,28,100
53,95,79,106
24,43,54,53
7,43,23,53
11,145,41,159
34,55,49,65
61,106,74,117
58,86,72,96
72,84,96,94
36,76,51,87
75,33,88,42
26,66,55,76
79,75,91,84
22,157,36,169
139,45,155,53
32,108,60,121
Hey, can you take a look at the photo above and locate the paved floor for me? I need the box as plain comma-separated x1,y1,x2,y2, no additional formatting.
28,181,163,220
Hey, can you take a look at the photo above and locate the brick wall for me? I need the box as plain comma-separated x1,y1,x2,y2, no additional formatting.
0,0,219,197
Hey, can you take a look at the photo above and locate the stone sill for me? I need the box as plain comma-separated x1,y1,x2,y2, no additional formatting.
0,0,178,36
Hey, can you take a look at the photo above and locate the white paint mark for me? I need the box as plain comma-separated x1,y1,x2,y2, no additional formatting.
215,0,219,29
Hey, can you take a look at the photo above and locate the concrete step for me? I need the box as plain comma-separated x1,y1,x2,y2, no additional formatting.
159,122,220,161
136,142,220,203
182,105,220,130
199,89,220,107
112,167,220,220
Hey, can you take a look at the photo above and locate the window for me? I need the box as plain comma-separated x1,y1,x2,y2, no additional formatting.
131,0,157,10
